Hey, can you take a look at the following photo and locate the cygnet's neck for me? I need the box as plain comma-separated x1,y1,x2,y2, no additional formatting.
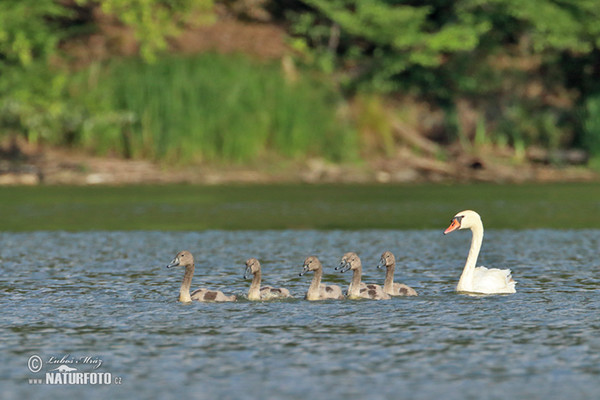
348,266,363,298
306,266,323,300
248,270,262,300
179,264,194,302
383,262,395,293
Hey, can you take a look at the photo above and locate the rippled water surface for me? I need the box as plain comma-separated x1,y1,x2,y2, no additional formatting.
2,230,599,399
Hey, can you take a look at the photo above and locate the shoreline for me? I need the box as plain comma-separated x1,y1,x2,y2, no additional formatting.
0,144,597,186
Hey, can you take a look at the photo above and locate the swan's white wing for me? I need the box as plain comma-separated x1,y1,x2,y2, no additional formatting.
473,266,517,294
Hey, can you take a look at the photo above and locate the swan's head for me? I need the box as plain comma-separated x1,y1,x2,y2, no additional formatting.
244,258,261,279
337,252,361,273
299,256,321,276
377,251,395,269
166,250,193,269
444,210,482,234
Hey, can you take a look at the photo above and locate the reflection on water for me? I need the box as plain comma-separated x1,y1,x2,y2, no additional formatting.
1,230,599,399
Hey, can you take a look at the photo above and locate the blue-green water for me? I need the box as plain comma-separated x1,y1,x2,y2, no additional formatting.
1,229,599,399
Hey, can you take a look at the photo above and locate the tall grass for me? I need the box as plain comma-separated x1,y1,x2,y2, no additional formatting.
582,94,600,167
75,53,357,163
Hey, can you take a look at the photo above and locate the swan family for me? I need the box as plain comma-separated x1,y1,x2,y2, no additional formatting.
166,209,517,302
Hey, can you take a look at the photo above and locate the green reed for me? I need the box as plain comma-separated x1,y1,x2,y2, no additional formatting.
76,53,357,163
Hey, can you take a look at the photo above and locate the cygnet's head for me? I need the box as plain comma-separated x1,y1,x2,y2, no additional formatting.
337,252,361,273
166,250,193,269
377,251,395,269
244,258,261,279
299,256,322,276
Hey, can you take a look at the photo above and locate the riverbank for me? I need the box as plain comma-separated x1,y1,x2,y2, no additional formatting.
3,2,600,188
0,140,596,185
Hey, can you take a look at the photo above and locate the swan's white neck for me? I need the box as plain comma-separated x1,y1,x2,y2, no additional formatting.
306,267,323,301
248,271,262,300
457,221,483,292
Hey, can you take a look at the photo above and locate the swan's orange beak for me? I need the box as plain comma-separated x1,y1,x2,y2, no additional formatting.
444,218,461,235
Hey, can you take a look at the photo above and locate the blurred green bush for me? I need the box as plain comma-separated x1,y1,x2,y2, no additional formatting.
1,0,600,164
288,0,600,155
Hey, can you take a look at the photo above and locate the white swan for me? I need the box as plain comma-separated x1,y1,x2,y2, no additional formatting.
444,210,516,295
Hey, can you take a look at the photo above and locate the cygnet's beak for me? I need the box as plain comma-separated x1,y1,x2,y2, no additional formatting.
338,261,352,273
444,218,461,235
299,265,310,276
243,266,252,280
377,258,386,269
166,257,180,268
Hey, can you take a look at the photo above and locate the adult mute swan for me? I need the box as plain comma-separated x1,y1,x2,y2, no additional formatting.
444,210,516,295
166,251,237,302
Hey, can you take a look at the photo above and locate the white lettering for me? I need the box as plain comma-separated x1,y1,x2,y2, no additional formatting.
45,372,112,385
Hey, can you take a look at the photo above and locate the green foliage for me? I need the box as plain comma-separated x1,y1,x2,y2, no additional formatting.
290,0,600,155
0,0,214,68
292,0,600,94
292,0,491,92
353,94,394,156
77,0,214,62
581,94,600,160
0,0,70,143
496,103,567,149
0,65,72,144
73,54,357,162
0,0,68,71
0,0,214,146
2,0,600,164
462,0,600,53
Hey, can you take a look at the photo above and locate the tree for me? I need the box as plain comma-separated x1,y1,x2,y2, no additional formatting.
290,0,600,150
79,0,214,62
0,0,214,144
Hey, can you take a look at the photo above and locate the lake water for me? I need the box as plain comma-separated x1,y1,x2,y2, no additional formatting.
1,229,599,399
